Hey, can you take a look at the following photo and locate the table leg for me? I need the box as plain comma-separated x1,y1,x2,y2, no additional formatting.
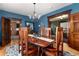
41,48,43,56
37,46,40,56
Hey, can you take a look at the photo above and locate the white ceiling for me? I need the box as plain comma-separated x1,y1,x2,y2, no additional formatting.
0,3,72,18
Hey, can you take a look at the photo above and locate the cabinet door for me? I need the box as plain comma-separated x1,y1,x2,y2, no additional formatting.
69,13,79,50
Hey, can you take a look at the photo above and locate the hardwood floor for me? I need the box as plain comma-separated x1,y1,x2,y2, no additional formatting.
0,46,5,56
0,39,19,56
64,43,79,56
0,39,79,56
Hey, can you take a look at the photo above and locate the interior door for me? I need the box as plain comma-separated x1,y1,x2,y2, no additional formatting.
69,13,79,50
2,17,11,46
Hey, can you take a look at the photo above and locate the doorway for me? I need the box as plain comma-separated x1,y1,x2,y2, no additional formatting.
2,17,21,46
10,19,21,40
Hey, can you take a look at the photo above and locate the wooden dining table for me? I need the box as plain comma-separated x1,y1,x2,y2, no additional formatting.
28,34,54,56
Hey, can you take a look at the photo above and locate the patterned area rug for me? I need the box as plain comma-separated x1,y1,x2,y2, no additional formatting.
5,45,75,56
5,45,21,56
63,51,74,56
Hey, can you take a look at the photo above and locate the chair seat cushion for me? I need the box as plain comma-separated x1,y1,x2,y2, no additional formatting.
45,50,56,56
46,48,57,52
23,46,36,50
28,48,37,55
23,48,37,56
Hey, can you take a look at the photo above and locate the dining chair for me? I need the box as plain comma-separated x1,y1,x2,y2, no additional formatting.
19,28,24,54
45,27,51,38
40,27,51,38
22,27,37,56
43,27,63,56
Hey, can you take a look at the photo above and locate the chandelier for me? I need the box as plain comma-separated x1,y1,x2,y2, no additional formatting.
29,3,40,20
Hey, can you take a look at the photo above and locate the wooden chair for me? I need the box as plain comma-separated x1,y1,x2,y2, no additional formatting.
44,27,63,56
20,27,37,56
45,28,51,38
19,28,24,54
40,27,51,38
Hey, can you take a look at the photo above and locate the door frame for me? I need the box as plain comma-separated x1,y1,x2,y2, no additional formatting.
2,16,22,46
48,10,71,43
2,16,11,46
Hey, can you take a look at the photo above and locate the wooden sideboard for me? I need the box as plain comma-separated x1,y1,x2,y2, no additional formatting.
68,12,79,51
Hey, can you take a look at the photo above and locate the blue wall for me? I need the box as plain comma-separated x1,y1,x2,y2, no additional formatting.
0,10,34,46
33,20,40,33
38,3,79,28
0,3,79,45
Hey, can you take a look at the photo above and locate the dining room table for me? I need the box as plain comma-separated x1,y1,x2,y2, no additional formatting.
28,34,54,56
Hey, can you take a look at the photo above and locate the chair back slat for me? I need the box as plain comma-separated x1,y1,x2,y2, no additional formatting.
23,27,29,55
55,27,63,55
19,28,24,43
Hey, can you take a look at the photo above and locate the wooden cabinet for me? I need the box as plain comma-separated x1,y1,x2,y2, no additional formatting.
69,13,79,50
